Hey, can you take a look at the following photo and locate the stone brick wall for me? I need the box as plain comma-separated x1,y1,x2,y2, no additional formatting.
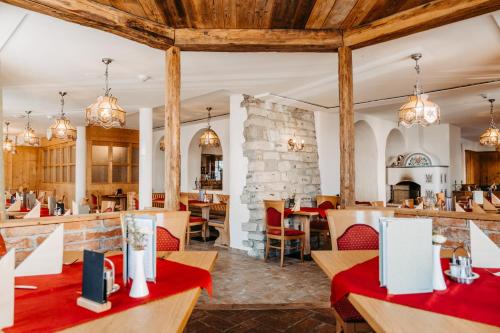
395,210,500,249
0,213,123,264
240,95,321,257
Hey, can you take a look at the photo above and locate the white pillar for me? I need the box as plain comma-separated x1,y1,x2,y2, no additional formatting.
139,107,153,209
0,85,4,215
75,126,86,205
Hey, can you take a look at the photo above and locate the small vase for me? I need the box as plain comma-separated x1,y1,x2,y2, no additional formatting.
432,244,447,291
129,250,149,298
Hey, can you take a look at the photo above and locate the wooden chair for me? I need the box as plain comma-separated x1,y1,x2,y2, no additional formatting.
182,194,206,244
208,200,230,247
152,193,165,208
264,199,304,267
127,192,138,210
310,195,339,248
90,192,101,212
435,192,446,209
333,224,379,333
327,209,394,251
122,210,189,251
101,200,116,212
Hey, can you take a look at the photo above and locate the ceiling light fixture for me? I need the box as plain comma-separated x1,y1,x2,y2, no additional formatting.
199,107,220,147
85,58,126,129
479,98,499,146
3,121,16,154
49,91,77,140
23,111,40,147
398,53,440,128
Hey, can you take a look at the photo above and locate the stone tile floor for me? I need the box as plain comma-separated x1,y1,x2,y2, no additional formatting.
184,308,338,333
188,240,331,306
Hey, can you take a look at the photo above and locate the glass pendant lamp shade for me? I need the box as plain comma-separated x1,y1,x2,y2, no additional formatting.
479,99,499,146
50,91,77,140
199,107,220,147
398,53,440,128
86,58,126,129
3,121,16,154
22,111,40,147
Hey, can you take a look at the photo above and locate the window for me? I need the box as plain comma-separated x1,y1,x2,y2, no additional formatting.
91,143,138,184
41,143,76,184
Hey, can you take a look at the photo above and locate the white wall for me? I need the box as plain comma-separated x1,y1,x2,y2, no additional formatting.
152,116,230,194
229,94,249,250
314,111,340,195
385,128,406,165
354,120,379,201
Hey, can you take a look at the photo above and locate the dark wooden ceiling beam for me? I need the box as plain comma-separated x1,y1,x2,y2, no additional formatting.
0,0,175,49
174,28,342,52
344,0,500,48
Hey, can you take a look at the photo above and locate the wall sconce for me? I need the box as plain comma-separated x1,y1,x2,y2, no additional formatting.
288,137,304,152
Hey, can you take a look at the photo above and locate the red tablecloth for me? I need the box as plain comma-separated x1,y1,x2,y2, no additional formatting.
331,257,500,327
7,255,212,333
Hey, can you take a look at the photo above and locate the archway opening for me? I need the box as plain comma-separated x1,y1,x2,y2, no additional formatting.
385,128,406,166
188,129,223,190
355,120,378,202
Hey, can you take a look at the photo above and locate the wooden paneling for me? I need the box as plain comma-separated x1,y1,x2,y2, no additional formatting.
3,146,40,192
465,150,500,186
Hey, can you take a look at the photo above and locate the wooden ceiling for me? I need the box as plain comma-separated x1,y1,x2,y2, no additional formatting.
2,0,500,51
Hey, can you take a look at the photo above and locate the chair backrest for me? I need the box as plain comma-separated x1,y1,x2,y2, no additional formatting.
37,191,46,204
127,192,137,210
156,226,181,251
123,210,189,251
316,195,340,209
370,201,384,207
218,194,230,203
337,224,379,251
179,193,189,211
101,200,116,212
264,200,285,232
0,233,7,257
327,209,394,250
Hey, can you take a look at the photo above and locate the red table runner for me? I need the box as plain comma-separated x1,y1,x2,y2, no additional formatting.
331,257,500,327
7,255,212,333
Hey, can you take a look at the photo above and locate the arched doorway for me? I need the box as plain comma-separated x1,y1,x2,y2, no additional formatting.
385,128,406,166
355,120,378,202
187,128,223,190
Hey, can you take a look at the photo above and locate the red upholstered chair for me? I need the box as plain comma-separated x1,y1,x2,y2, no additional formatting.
264,199,304,267
183,194,206,244
310,195,340,248
156,226,180,251
334,224,379,333
0,233,7,257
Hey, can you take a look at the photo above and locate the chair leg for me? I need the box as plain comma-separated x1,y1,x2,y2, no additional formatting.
265,237,270,261
186,225,190,246
280,239,285,267
202,223,206,242
300,237,304,262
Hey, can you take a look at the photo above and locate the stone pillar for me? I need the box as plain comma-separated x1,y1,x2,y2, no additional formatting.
139,107,153,209
75,126,86,205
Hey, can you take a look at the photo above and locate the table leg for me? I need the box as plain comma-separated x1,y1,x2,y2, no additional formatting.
298,215,311,256
202,206,210,238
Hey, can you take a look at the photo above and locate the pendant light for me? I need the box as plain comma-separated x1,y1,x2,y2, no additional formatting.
479,99,499,146
199,107,220,147
3,121,16,154
398,53,440,128
85,58,126,129
49,91,77,140
23,111,40,147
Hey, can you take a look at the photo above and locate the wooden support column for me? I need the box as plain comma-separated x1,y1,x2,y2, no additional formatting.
338,46,355,208
164,46,181,211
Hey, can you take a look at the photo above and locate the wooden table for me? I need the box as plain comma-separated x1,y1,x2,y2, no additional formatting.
59,251,217,333
311,250,499,333
6,211,28,219
288,211,319,256
103,194,128,211
189,202,211,238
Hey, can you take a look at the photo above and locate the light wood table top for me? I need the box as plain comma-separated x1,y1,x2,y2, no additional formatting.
311,250,499,333
60,251,217,333
288,210,319,217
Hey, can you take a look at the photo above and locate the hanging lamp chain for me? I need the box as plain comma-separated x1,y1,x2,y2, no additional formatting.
206,107,212,128
102,58,112,96
4,121,10,140
411,53,422,95
59,91,67,117
489,98,496,128
25,110,32,130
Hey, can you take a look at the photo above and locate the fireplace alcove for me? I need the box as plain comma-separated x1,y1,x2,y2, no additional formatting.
390,181,421,204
